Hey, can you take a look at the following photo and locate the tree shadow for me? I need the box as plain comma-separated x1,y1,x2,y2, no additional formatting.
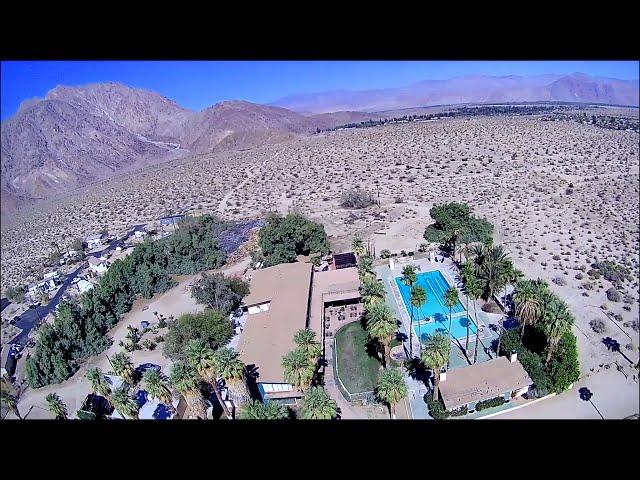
602,336,634,365
244,364,261,400
404,357,430,384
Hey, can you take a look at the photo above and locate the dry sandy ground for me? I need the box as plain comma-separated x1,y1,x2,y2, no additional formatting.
3,111,638,419
494,368,639,419
9,258,250,419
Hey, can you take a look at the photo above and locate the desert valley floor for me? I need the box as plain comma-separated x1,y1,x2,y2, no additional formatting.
2,113,639,385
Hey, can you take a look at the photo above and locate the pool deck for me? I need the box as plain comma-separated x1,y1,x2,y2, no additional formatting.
376,254,508,419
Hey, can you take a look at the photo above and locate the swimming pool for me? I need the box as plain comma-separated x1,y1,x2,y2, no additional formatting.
394,270,477,340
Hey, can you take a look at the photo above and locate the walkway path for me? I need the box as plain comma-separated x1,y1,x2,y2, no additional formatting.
217,147,285,214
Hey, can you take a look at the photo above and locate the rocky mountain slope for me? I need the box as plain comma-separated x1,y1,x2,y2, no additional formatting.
272,73,640,113
1,84,378,213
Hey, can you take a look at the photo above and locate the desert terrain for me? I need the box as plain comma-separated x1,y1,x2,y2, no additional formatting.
2,110,639,387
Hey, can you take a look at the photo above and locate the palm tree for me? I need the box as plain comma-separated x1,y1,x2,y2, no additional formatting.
212,347,251,408
45,393,68,420
169,362,207,419
444,287,459,340
293,329,322,364
238,400,289,420
352,234,366,258
142,369,176,414
282,349,315,392
376,367,408,419
109,351,135,386
185,339,231,418
474,244,509,301
513,279,542,342
465,276,483,364
86,367,112,403
541,299,574,364
111,386,140,420
401,265,418,356
358,255,375,281
409,285,426,357
365,301,397,368
421,332,450,402
360,278,386,305
448,225,464,264
460,263,475,354
1,390,22,419
299,386,338,420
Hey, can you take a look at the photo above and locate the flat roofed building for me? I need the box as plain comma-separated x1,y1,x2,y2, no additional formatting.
238,261,313,404
439,355,533,412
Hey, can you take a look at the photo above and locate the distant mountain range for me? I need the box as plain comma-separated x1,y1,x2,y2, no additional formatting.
1,83,376,213
2,73,637,214
272,73,640,113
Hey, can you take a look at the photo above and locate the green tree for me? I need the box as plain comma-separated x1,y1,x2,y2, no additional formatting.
365,301,397,368
86,367,112,402
282,349,315,392
111,386,139,420
239,400,289,420
541,299,574,364
421,332,451,402
513,279,542,341
352,234,366,257
109,351,135,386
45,392,68,420
185,339,231,418
169,362,207,419
299,386,338,420
401,265,418,356
360,278,386,305
142,369,176,414
443,287,460,344
1,389,22,419
465,276,483,364
409,285,426,357
164,310,233,362
358,255,375,282
376,367,408,419
293,329,322,364
5,285,26,304
191,273,248,315
212,347,251,409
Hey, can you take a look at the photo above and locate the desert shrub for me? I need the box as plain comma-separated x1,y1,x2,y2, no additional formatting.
589,319,607,334
340,189,376,209
606,287,621,302
163,310,233,362
590,261,631,285
5,285,25,303
475,396,506,411
418,243,428,253
258,213,330,267
425,392,467,419
380,249,391,259
552,277,567,286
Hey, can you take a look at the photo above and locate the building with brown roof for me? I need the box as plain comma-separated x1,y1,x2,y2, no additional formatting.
237,261,313,405
439,354,533,412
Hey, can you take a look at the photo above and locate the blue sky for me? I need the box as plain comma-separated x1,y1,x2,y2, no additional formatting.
2,61,638,119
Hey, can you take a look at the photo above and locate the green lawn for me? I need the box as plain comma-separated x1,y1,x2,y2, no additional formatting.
334,321,381,394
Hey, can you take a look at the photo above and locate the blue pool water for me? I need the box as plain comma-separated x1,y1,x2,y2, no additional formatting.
395,270,477,340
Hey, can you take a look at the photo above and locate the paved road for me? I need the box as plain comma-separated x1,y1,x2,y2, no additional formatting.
8,224,146,347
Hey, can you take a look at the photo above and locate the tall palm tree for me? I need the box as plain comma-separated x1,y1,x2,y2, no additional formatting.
365,301,397,368
401,265,418,357
358,255,375,281
282,349,315,392
352,234,366,258
169,362,207,419
110,351,135,386
420,332,451,402
142,369,176,414
299,386,338,420
360,279,386,305
1,390,22,419
513,279,542,342
239,400,289,420
465,276,483,364
444,286,460,367
460,263,475,354
409,285,427,356
212,347,251,408
293,329,322,364
541,299,574,364
45,393,68,420
448,225,464,264
86,367,112,403
185,339,231,418
376,367,408,419
111,386,140,420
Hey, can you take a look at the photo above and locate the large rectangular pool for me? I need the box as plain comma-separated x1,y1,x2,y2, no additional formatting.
394,269,477,340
